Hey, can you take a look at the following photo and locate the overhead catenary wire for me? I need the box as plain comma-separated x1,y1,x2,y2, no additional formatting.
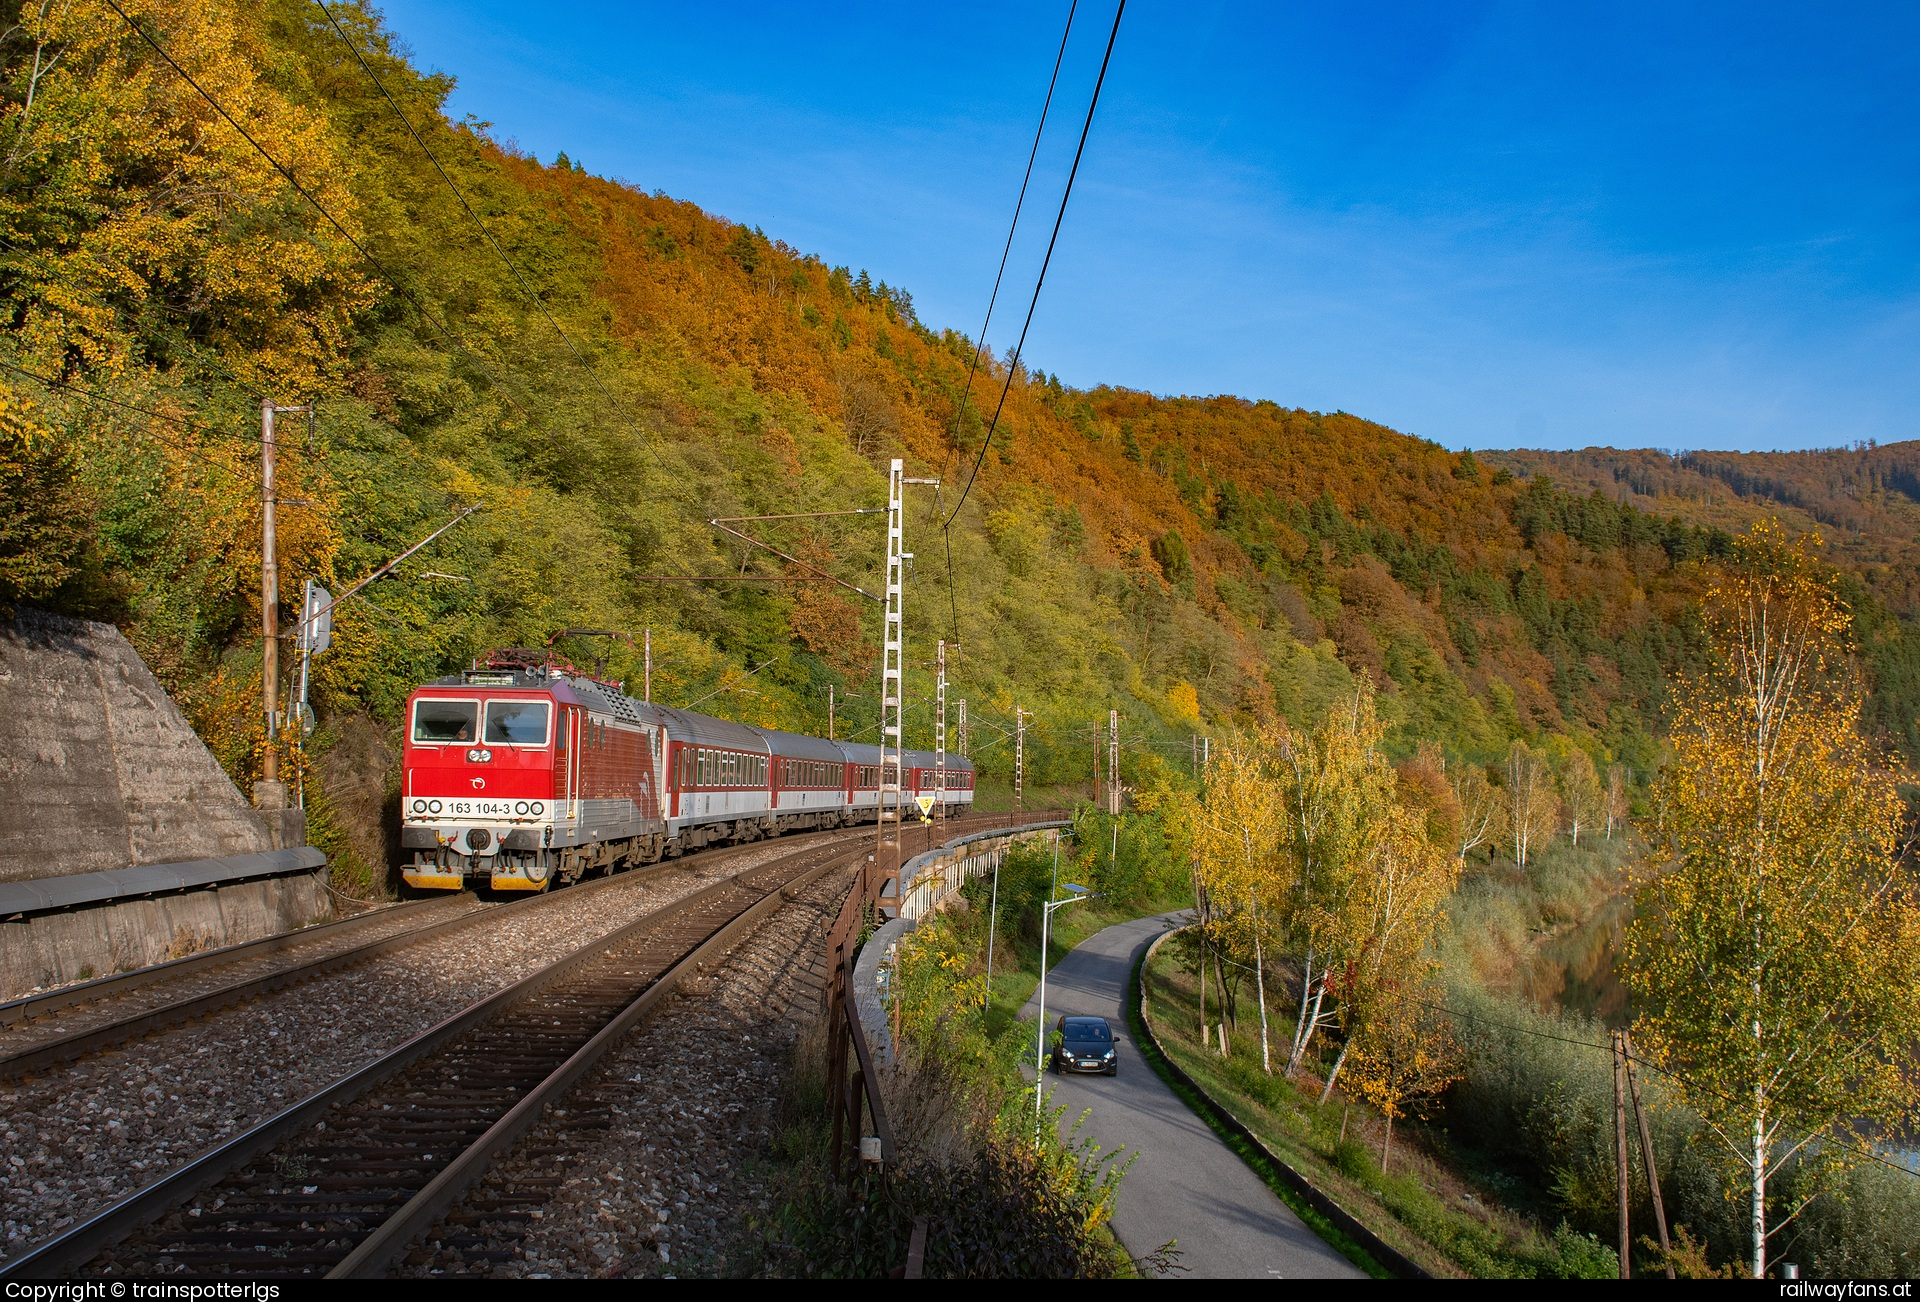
945,0,1126,530
679,655,783,710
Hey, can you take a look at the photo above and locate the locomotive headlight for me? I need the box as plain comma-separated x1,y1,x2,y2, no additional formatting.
530,801,545,816
427,799,442,814
514,801,530,816
411,799,427,815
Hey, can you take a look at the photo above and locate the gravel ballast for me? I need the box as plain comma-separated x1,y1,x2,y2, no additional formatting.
397,864,849,1278
0,833,866,1266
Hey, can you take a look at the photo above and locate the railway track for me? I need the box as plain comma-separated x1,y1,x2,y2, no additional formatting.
2,811,1040,1279
3,836,864,1279
0,824,879,1081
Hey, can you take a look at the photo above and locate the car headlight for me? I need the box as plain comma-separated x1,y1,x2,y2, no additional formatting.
1104,1049,1116,1059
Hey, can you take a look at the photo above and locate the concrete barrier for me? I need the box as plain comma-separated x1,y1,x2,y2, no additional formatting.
854,820,1070,1066
0,607,294,882
0,858,333,998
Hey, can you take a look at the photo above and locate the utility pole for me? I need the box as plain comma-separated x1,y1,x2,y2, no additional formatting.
1192,733,1199,780
878,459,905,899
257,398,310,804
935,639,947,837
1108,709,1121,816
1014,708,1028,812
828,683,835,742
1624,1031,1675,1277
1613,1030,1632,1278
643,627,652,703
260,398,280,791
956,699,967,758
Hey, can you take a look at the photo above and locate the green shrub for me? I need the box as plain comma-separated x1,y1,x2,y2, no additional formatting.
1783,1157,1920,1278
1069,806,1187,909
753,1130,1127,1278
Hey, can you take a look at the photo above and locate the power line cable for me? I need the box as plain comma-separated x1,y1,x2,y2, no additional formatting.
946,0,1125,529
0,357,302,453
934,0,1077,647
101,0,538,428
939,0,1078,493
0,358,330,493
1425,999,1920,1184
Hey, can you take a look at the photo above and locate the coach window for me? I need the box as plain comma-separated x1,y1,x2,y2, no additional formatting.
412,698,477,744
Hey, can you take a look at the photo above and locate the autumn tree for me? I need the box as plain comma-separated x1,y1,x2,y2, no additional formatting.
1400,742,1460,851
1503,740,1555,869
1557,748,1603,847
1275,685,1399,1076
1447,759,1499,867
0,384,93,610
1316,813,1458,1104
1339,980,1463,1173
1623,522,1920,1279
1604,764,1629,840
1183,724,1288,1071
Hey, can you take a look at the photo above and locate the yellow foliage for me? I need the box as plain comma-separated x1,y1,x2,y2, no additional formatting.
1623,521,1920,1277
1165,679,1200,724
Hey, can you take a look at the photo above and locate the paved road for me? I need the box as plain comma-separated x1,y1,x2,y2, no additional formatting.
1019,912,1366,1280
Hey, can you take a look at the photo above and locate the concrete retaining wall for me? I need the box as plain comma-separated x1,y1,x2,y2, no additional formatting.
0,607,328,997
0,867,332,998
0,607,286,882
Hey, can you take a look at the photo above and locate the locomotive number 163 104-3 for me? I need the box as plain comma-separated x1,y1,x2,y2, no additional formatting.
409,798,546,818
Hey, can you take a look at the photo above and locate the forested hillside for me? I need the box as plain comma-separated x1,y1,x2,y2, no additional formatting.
3,0,1915,883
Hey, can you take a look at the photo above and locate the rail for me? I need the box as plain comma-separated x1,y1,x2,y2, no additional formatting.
0,822,887,1080
0,837,866,1279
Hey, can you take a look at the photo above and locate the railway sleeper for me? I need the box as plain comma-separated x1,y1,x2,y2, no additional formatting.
11,834,875,1280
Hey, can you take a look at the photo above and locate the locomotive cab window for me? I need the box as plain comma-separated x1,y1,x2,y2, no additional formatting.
412,699,478,744
484,700,551,746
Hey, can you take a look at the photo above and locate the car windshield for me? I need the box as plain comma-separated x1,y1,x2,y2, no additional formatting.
485,699,551,745
412,699,477,744
1062,1021,1110,1042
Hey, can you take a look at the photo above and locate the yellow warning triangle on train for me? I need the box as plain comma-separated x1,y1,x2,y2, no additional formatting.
915,794,937,817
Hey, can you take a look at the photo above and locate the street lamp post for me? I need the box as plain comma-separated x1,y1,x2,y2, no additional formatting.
1035,880,1096,1140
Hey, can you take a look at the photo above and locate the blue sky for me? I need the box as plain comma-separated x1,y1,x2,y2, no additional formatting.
378,1,1920,452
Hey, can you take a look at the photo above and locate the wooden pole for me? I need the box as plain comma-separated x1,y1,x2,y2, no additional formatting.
1614,1030,1632,1278
1624,1031,1675,1277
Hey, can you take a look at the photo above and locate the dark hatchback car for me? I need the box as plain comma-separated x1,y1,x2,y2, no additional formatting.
1050,1015,1118,1075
